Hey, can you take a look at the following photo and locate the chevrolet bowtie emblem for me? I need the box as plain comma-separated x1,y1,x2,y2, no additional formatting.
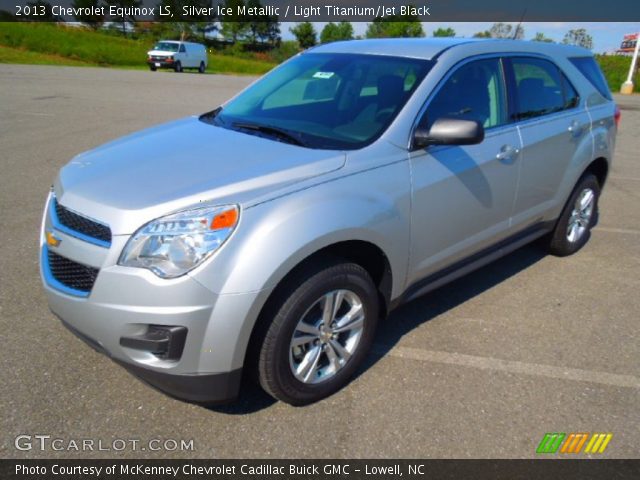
46,231,61,248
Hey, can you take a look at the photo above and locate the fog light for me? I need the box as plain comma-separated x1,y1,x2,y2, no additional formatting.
120,326,187,360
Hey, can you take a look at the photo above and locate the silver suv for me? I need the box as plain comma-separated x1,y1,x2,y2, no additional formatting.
40,38,617,405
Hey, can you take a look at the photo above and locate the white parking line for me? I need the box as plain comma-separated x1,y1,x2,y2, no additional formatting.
16,112,55,117
372,344,640,389
609,175,640,181
594,226,640,235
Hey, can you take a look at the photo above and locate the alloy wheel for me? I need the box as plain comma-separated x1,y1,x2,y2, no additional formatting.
289,289,365,384
566,188,595,243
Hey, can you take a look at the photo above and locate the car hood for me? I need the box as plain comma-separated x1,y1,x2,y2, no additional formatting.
147,49,175,56
55,116,345,235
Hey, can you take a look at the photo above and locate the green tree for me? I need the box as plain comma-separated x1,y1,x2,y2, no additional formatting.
221,0,249,43
155,0,197,39
183,0,217,42
532,32,554,43
245,0,279,45
256,15,280,45
489,22,511,38
473,23,523,39
365,7,425,39
246,0,262,44
104,0,142,35
320,22,354,44
433,27,455,37
71,0,104,29
290,22,317,49
563,28,593,50
487,22,524,39
473,30,492,38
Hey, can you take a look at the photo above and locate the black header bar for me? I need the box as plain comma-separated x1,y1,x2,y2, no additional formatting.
1,0,640,22
2,459,640,480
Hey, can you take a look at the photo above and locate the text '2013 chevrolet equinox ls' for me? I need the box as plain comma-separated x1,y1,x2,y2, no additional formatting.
41,38,618,406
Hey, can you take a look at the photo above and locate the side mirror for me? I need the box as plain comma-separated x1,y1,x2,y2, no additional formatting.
413,117,485,149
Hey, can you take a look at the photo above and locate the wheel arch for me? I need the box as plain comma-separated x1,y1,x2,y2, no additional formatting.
583,156,609,188
242,239,392,381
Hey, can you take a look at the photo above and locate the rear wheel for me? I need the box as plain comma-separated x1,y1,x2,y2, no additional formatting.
547,173,600,256
258,261,379,405
149,65,157,72
198,62,205,73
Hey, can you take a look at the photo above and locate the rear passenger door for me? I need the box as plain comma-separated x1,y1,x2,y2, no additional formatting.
505,56,592,227
408,57,522,285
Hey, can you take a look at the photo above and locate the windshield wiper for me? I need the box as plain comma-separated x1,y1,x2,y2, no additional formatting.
232,122,307,147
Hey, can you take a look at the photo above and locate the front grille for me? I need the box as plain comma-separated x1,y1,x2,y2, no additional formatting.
47,250,99,293
54,200,111,244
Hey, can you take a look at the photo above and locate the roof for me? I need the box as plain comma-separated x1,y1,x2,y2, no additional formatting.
310,38,591,60
157,40,203,46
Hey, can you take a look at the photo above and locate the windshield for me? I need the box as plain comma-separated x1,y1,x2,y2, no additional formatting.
205,53,433,149
153,42,179,52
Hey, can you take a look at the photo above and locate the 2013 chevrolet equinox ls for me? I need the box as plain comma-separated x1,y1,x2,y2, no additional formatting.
40,38,617,405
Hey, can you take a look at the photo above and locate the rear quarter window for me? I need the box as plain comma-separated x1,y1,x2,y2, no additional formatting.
570,57,612,100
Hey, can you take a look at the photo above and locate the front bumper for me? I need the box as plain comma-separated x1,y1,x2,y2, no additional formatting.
43,268,253,404
39,192,265,404
60,317,241,405
148,60,175,68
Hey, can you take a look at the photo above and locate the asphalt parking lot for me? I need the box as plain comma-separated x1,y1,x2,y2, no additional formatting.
0,64,638,459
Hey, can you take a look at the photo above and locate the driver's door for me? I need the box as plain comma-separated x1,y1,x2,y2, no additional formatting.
407,57,522,286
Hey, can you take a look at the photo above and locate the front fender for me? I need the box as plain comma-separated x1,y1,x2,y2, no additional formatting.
189,162,411,371
190,161,412,299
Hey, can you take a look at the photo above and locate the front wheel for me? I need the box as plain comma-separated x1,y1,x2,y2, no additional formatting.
258,261,379,405
546,173,600,256
174,61,182,73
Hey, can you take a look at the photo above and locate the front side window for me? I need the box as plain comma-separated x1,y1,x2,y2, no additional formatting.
205,53,433,149
179,44,186,53
420,58,507,131
511,58,571,120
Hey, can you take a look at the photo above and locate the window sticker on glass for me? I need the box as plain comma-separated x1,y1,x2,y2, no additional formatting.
313,71,335,79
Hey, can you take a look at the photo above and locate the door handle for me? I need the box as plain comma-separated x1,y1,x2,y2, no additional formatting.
496,145,520,163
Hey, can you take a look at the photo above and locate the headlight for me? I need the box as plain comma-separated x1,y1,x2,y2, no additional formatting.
119,204,239,278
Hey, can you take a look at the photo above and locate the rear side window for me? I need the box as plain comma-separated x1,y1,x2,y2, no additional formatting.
511,58,567,120
570,56,612,100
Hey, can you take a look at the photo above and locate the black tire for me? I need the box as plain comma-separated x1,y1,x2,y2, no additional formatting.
174,61,182,73
149,65,157,72
547,173,600,257
198,62,205,73
258,260,379,406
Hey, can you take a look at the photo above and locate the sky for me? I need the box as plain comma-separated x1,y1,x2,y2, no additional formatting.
280,22,640,53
